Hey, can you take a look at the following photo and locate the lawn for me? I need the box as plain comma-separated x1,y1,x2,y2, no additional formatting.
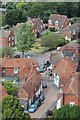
29,38,46,54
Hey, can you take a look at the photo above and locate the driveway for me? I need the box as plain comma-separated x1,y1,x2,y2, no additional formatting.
29,71,60,118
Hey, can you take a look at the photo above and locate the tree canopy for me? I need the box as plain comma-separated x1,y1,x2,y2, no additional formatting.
1,95,30,119
2,81,19,96
1,46,14,58
14,23,35,57
52,105,80,119
41,32,66,49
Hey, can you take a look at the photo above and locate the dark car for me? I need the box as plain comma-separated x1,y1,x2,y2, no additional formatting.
39,94,44,101
41,81,47,88
14,55,20,58
34,98,41,108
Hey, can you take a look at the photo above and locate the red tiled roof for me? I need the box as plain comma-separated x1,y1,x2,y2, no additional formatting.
0,84,8,100
1,58,39,68
54,57,76,76
50,52,58,62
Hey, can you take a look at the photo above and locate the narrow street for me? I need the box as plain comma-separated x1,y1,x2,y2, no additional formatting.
29,71,60,118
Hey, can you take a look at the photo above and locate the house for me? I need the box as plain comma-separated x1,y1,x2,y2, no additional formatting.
27,18,46,38
61,22,78,41
0,8,6,14
0,58,39,82
48,14,69,32
0,84,8,100
56,72,80,109
15,72,43,110
0,30,15,48
53,57,76,88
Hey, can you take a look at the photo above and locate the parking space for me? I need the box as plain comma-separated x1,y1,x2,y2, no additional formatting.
29,71,60,118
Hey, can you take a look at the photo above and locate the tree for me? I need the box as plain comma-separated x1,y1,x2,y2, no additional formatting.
2,95,30,119
2,81,19,95
52,105,80,119
5,9,27,27
15,23,35,58
1,47,14,58
16,1,26,10
5,2,17,10
41,33,65,49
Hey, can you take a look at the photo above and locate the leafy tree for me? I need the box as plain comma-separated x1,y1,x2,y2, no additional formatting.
2,95,30,119
1,47,14,58
78,1,80,17
41,33,65,49
16,1,26,10
2,81,19,95
52,105,80,119
15,23,35,58
5,2,17,10
5,9,27,27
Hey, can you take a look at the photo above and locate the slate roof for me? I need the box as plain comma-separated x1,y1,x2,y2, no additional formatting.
48,14,68,29
52,52,64,65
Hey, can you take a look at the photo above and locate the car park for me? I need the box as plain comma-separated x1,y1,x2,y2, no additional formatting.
28,104,37,113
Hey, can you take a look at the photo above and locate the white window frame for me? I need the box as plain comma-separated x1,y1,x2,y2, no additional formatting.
8,43,10,47
14,67,18,74
12,37,14,40
8,37,11,41
18,93,20,97
70,102,75,106
35,29,36,32
12,42,14,46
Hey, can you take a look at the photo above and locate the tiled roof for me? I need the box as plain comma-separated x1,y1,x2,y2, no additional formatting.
52,52,64,65
50,52,58,62
1,58,39,68
0,84,8,100
49,14,67,29
0,30,11,38
19,72,42,95
54,57,76,76
63,72,80,100
31,18,45,33
69,22,78,32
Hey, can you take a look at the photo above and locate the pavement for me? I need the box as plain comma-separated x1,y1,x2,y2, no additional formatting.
29,71,60,118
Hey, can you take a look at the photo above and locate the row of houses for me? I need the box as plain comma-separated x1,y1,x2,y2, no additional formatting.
1,14,79,48
0,57,43,110
50,43,80,109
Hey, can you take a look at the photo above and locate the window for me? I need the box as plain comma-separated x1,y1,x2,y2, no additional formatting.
70,102,75,106
21,90,23,93
3,70,5,73
12,42,14,46
48,20,52,24
8,37,10,41
18,93,20,97
8,43,10,47
33,30,34,33
73,30,75,35
14,67,18,73
35,29,36,32
12,37,14,40
55,21,58,25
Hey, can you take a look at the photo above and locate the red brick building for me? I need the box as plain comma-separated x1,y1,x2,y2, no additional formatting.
57,72,80,109
0,30,15,48
15,72,43,110
0,58,39,82
27,18,46,38
48,14,69,32
61,22,78,41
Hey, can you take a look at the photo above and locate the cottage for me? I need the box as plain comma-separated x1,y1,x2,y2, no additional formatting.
15,72,43,110
27,18,46,38
57,72,80,109
61,22,78,41
53,57,76,87
48,14,69,32
0,58,39,82
0,30,15,48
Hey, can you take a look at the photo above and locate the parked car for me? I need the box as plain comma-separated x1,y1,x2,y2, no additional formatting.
14,55,20,58
43,60,50,67
41,81,47,88
39,94,44,101
28,104,37,113
39,66,44,73
34,98,41,108
40,63,45,68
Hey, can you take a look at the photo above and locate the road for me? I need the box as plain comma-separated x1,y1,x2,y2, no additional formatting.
15,50,57,64
29,71,60,118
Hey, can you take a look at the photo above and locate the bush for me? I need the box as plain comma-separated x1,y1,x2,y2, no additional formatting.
49,27,55,32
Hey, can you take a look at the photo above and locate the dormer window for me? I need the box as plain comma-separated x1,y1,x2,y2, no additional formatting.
48,19,52,24
14,67,18,74
55,20,58,25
